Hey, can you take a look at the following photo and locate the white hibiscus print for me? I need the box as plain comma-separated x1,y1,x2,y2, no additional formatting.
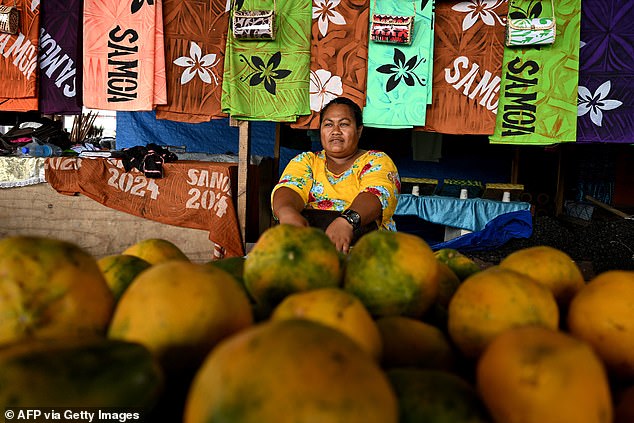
173,42,220,85
452,0,506,31
313,0,346,37
578,81,623,127
310,69,343,112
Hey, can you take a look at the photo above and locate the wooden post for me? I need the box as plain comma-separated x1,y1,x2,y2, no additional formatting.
511,146,520,184
554,146,565,216
232,118,250,250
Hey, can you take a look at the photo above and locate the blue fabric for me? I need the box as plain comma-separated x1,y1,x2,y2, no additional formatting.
395,194,532,232
428,210,533,252
115,111,277,157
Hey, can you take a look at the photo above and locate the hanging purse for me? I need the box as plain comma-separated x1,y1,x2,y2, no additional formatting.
0,0,19,35
370,0,416,45
505,0,556,47
232,0,277,41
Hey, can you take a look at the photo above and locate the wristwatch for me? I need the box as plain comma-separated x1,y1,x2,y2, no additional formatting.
340,209,361,231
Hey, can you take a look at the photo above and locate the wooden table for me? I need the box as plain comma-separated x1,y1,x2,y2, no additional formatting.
0,157,247,261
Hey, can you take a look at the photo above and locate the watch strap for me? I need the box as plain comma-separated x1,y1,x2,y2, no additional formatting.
340,209,361,231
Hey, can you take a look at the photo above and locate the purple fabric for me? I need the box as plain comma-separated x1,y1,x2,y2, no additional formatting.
38,0,82,115
576,0,634,143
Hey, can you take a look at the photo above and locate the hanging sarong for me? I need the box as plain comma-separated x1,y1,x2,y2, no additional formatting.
38,0,82,115
155,0,230,123
0,0,40,112
221,0,311,122
489,0,581,145
291,0,370,130
419,0,507,135
82,0,167,111
576,0,632,144
363,0,434,129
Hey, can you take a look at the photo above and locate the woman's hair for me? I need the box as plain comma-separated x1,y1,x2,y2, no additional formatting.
320,97,363,128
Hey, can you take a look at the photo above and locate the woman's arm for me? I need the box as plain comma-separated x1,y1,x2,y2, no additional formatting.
272,186,309,227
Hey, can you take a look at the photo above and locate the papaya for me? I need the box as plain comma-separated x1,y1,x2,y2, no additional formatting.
271,287,383,361
205,256,250,300
97,254,152,301
0,337,163,409
243,224,342,312
477,326,613,423
387,368,492,423
0,236,114,344
122,238,190,265
184,319,398,423
344,231,439,318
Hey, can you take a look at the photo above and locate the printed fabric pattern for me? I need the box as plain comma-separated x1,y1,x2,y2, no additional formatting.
363,0,434,128
418,0,507,135
291,0,370,130
221,0,311,121
0,0,40,112
83,0,167,111
489,0,581,145
38,0,82,115
271,149,401,230
576,0,631,144
155,0,229,123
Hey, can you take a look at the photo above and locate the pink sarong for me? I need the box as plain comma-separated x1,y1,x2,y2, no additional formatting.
82,0,166,111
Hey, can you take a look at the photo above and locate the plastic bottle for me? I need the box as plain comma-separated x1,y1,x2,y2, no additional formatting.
20,143,62,157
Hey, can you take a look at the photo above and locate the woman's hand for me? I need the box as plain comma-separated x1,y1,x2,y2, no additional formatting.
326,217,354,254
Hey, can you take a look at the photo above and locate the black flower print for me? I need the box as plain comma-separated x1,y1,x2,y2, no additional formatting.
239,51,292,95
508,0,545,20
376,48,426,93
131,0,154,14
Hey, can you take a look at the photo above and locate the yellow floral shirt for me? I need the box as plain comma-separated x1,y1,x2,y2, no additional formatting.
272,150,401,230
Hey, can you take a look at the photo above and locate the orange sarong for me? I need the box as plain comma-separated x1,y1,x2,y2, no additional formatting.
0,0,40,112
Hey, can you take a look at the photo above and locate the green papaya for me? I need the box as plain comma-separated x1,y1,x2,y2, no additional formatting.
387,368,492,423
434,248,481,281
0,337,163,410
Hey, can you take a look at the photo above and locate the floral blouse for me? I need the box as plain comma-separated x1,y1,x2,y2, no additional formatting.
272,150,401,230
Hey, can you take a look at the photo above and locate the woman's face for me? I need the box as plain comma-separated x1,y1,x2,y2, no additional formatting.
320,103,362,159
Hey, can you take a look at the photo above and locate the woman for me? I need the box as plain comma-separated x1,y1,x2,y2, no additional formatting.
271,97,401,253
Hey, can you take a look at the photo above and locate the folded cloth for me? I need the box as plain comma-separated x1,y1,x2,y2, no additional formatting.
120,144,178,178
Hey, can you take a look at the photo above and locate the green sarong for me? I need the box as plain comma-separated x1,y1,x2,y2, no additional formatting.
221,0,311,121
489,0,581,145
363,0,435,129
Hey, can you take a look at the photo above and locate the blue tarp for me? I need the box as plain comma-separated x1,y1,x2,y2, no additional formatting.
116,111,277,157
394,194,533,251
427,210,533,252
